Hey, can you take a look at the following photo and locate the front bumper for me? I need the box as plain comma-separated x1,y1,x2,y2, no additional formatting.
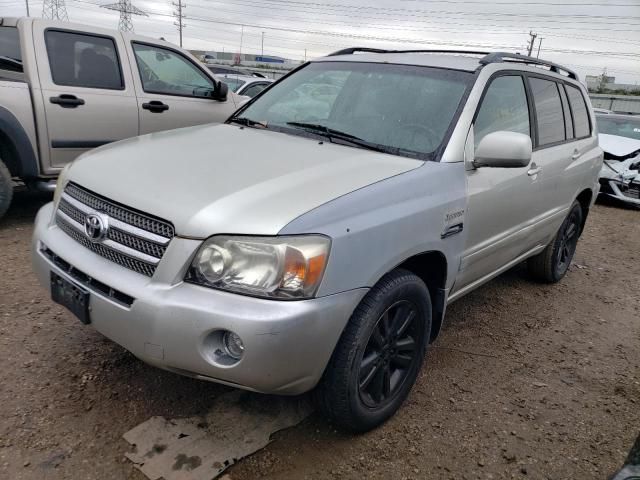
599,178,640,207
32,203,366,395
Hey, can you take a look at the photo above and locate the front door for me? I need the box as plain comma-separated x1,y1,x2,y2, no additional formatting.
125,40,238,135
33,23,139,168
454,74,542,293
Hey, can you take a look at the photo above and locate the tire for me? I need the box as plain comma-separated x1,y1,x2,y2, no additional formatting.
528,200,583,283
315,269,432,432
0,159,13,221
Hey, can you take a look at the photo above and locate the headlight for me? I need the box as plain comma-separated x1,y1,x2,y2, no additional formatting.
53,163,72,207
186,235,330,299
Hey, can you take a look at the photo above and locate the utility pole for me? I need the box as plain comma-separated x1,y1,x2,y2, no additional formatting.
25,0,29,16
101,0,147,32
42,0,69,21
536,37,543,58
172,0,186,48
261,31,265,58
304,48,307,61
527,31,537,57
239,25,244,56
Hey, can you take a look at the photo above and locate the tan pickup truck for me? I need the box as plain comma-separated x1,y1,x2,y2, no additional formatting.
0,17,242,219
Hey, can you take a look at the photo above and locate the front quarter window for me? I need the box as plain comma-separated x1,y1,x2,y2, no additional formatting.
235,61,472,158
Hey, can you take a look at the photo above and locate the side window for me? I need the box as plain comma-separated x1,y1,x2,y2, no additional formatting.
132,43,213,97
242,83,268,98
529,77,565,146
0,27,22,72
45,30,123,89
474,75,530,148
558,85,574,140
566,85,591,138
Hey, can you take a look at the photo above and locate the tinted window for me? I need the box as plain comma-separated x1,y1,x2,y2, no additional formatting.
0,27,22,72
474,75,530,147
133,43,213,97
558,85,574,139
242,83,269,98
45,30,123,89
530,78,565,146
566,85,591,138
240,62,472,157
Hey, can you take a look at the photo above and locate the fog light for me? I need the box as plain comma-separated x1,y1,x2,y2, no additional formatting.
222,331,244,360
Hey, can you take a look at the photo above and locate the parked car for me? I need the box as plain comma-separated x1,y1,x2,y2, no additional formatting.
32,49,602,432
0,17,242,220
596,114,640,207
214,74,274,98
205,64,266,78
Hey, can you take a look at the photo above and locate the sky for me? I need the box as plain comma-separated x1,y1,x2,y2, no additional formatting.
2,0,639,84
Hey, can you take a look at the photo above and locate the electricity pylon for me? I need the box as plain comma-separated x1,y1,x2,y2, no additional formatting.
42,0,69,21
101,0,148,33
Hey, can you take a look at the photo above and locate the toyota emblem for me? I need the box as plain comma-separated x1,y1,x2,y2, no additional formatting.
84,213,109,243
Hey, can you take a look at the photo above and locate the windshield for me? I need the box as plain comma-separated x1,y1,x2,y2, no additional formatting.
598,116,640,141
235,61,472,158
0,26,22,72
217,77,246,92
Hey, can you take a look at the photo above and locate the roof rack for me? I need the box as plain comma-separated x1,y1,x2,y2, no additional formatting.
326,47,578,80
479,52,578,80
327,47,491,57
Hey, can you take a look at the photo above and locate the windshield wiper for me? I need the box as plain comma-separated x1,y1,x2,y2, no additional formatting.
229,117,268,128
286,122,396,155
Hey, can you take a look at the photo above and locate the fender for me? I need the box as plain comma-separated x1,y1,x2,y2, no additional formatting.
0,105,39,178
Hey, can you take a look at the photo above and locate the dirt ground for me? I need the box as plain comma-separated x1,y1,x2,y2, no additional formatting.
1,191,638,480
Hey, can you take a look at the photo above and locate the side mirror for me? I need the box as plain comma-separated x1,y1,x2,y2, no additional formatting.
474,131,532,168
212,80,228,102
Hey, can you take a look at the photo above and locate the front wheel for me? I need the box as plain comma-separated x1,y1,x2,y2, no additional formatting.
528,201,583,283
315,269,431,432
0,159,13,221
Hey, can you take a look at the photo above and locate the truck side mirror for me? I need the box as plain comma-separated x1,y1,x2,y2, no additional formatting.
212,81,228,102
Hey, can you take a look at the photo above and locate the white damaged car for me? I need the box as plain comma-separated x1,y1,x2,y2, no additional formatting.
597,114,640,207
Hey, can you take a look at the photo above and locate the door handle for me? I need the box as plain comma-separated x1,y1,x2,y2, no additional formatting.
50,94,85,108
142,101,169,113
571,150,583,161
527,166,542,176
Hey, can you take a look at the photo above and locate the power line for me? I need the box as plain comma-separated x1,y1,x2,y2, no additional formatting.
101,0,147,32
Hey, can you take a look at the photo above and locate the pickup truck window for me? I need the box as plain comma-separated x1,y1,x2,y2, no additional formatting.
132,43,214,98
474,75,530,148
529,77,565,146
0,26,22,73
45,30,124,90
565,84,591,139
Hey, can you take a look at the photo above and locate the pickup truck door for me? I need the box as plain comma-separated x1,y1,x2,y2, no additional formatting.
453,74,545,295
123,38,238,135
32,22,138,168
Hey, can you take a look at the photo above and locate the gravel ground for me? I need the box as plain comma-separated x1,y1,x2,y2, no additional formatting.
0,191,638,480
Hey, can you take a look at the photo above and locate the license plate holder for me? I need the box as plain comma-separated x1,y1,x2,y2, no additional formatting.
50,272,91,324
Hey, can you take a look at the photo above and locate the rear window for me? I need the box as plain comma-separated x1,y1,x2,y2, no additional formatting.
0,26,22,72
565,85,591,138
45,30,123,90
530,77,565,146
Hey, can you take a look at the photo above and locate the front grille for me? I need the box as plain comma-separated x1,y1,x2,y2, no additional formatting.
624,184,640,199
55,183,174,277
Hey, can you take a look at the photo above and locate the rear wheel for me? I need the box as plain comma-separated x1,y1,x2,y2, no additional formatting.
528,201,583,283
316,269,431,432
0,159,13,221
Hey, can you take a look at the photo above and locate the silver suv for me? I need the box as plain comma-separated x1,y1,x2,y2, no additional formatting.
31,49,602,432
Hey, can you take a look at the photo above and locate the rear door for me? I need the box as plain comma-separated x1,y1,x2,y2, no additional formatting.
125,40,237,135
525,75,577,240
32,23,138,168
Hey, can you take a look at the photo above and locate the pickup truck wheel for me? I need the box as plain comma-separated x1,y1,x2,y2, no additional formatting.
0,159,13,221
528,201,583,283
316,269,431,432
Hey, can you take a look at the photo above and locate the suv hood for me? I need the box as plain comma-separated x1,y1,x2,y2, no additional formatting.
67,124,421,238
